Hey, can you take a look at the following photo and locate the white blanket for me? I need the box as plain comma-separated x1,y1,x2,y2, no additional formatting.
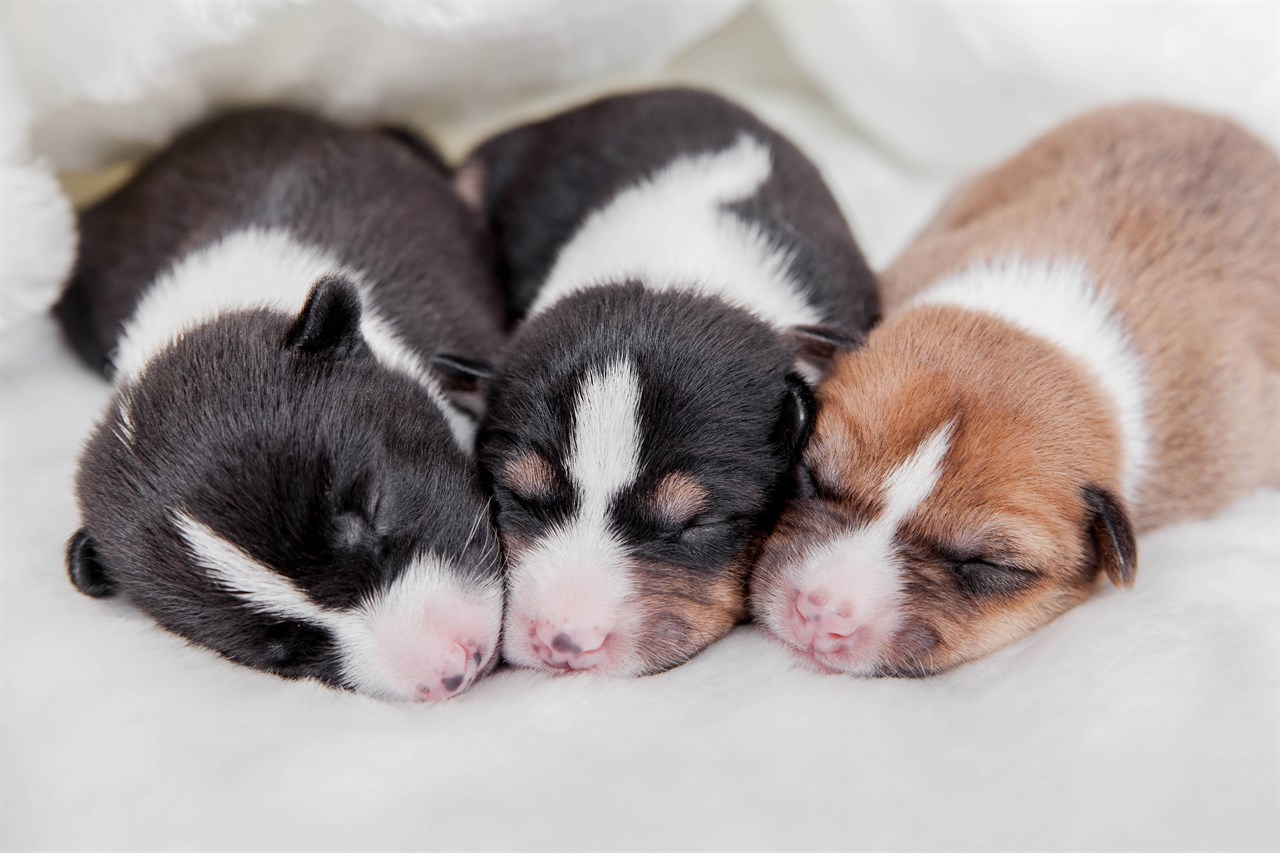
1,3,1277,851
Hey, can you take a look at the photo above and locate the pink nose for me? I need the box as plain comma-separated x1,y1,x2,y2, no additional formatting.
533,621,609,671
791,591,859,654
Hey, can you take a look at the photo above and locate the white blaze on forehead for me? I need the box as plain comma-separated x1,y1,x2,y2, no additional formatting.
907,256,1148,503
113,227,473,450
173,511,502,700
502,358,644,673
568,358,643,510
529,134,822,330
759,423,955,671
880,421,954,527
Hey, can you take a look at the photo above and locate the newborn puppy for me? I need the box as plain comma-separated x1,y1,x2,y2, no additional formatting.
462,88,880,676
752,104,1280,676
55,109,507,701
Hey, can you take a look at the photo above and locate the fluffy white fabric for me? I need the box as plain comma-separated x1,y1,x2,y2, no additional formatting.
1,4,1277,851
763,0,1280,173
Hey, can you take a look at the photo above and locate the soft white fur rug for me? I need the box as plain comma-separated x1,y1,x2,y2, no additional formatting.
1,4,1277,851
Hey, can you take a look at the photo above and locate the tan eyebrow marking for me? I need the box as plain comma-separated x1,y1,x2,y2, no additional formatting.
651,472,709,527
504,451,557,501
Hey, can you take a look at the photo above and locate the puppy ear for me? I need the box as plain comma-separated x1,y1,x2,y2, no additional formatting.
786,325,864,382
774,373,818,465
1083,485,1138,587
66,529,115,598
432,352,494,419
285,275,369,359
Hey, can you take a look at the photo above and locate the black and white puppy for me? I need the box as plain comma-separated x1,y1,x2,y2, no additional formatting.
462,88,880,676
55,109,507,702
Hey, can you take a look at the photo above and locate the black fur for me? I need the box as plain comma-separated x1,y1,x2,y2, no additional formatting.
285,275,370,359
1083,484,1138,586
56,109,506,690
482,285,804,574
468,87,880,331
470,89,881,672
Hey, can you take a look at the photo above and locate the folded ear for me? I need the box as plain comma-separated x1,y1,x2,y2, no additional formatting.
773,373,818,465
285,275,369,360
1083,484,1138,587
66,529,115,598
433,353,494,420
786,325,864,382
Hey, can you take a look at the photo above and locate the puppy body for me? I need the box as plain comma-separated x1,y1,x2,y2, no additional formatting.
466,89,879,676
56,109,507,701
752,104,1280,675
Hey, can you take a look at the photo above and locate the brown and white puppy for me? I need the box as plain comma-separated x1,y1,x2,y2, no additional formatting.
751,104,1280,676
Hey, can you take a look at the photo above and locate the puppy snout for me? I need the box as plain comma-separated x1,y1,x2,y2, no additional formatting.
791,590,860,654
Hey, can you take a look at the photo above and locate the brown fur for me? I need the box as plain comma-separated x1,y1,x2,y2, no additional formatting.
884,103,1280,526
753,104,1280,674
503,452,558,502
650,472,710,528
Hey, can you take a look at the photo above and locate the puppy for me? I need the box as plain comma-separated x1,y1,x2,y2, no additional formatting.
55,109,507,701
751,103,1280,676
461,88,880,676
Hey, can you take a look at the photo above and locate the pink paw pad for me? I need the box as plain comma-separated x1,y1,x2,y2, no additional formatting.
790,590,860,654
532,620,609,671
412,641,481,702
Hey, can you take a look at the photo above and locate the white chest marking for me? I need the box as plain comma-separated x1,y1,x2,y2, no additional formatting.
529,135,822,330
112,227,472,450
907,256,1149,503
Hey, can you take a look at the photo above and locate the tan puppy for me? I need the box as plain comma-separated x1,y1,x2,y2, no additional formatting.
751,104,1280,676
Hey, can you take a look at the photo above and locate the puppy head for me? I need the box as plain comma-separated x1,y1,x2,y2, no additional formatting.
68,277,503,701
479,286,821,676
751,307,1137,676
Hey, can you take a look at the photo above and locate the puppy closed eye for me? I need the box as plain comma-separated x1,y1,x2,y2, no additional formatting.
954,561,1037,597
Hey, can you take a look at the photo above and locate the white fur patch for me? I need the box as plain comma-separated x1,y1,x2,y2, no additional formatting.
528,134,822,330
568,358,643,512
762,423,955,671
502,358,645,672
174,511,503,701
174,511,334,627
112,227,473,450
908,256,1149,502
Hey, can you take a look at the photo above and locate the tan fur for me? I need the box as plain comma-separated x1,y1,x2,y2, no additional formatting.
884,104,1280,527
452,158,487,214
753,104,1280,674
650,472,710,528
503,452,556,502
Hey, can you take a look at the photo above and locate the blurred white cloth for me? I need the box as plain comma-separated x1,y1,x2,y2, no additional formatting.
763,0,1280,173
1,4,1277,852
0,0,743,324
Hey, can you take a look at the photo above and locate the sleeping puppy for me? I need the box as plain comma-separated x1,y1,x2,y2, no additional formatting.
55,109,507,701
751,104,1280,676
461,88,880,676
